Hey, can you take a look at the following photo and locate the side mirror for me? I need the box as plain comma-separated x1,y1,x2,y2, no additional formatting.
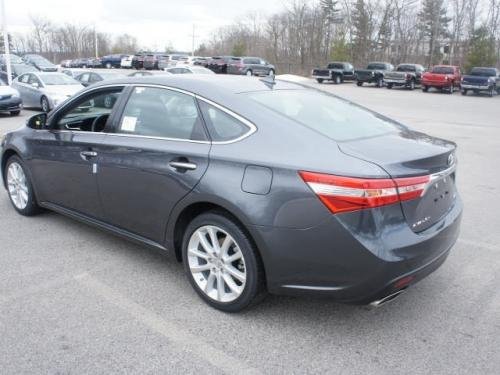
27,113,48,130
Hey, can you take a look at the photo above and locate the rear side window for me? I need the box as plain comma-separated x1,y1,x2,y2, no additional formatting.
118,87,206,141
245,90,400,142
198,100,251,142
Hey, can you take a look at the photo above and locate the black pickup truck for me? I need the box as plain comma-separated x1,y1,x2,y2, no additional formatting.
311,62,356,84
461,67,500,97
384,64,425,90
355,62,394,87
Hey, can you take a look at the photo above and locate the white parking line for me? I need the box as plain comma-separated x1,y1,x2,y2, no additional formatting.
74,272,263,375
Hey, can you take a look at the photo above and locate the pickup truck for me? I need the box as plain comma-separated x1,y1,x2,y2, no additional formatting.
355,62,394,87
311,62,356,84
421,65,461,94
101,54,127,69
461,67,500,97
384,64,425,90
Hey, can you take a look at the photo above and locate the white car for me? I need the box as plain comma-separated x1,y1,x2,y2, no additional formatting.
164,66,215,75
121,55,134,68
12,72,84,112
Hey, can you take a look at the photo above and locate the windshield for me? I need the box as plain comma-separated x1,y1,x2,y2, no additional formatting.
470,68,496,77
13,64,37,75
367,63,387,70
245,90,400,142
397,65,415,72
40,74,79,85
431,66,454,74
1,54,23,64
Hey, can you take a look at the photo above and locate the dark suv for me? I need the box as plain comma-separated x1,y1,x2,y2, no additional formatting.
22,54,57,72
227,57,275,76
207,56,236,74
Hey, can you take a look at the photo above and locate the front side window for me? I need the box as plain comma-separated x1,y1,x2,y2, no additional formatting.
40,74,78,85
198,100,251,142
118,87,206,141
55,88,123,132
20,74,30,84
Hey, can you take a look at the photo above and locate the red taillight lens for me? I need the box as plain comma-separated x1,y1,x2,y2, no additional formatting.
299,171,430,214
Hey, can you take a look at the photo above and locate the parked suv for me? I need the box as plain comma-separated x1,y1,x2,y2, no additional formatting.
207,56,235,74
461,67,500,97
422,65,461,94
312,62,355,84
355,62,394,87
227,57,275,76
384,64,425,90
143,53,170,70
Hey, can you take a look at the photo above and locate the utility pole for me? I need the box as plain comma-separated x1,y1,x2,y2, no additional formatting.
1,0,12,85
191,24,196,56
94,24,98,59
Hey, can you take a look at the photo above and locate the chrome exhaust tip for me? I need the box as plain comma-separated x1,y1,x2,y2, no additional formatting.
369,289,405,308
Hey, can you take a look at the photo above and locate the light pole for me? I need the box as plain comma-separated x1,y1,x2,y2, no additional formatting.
1,0,12,85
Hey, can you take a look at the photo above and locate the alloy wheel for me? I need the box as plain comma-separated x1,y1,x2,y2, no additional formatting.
187,225,247,303
7,162,29,210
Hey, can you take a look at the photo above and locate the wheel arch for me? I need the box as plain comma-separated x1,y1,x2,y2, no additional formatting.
1,148,20,188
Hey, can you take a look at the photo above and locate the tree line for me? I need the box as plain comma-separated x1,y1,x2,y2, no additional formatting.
196,0,500,73
3,1,500,74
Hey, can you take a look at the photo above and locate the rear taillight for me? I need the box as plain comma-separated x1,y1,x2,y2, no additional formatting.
299,171,430,214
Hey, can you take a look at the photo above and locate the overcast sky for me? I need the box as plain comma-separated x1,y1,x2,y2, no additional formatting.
8,0,287,52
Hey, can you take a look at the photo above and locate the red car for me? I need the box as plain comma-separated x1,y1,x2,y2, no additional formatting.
422,65,461,94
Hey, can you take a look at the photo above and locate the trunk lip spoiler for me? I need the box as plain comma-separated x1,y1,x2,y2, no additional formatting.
421,164,456,195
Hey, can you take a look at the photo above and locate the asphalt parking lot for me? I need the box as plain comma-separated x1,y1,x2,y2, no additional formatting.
1,79,499,374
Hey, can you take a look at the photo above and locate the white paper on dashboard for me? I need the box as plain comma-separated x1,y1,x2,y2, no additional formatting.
121,116,137,131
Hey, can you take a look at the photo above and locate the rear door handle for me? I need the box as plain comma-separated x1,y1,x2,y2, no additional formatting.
169,161,197,171
80,151,98,160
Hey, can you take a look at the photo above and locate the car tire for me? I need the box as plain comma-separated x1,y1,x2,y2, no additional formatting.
334,75,341,84
82,65,87,69
268,69,275,77
461,89,468,96
488,86,494,97
376,77,383,87
182,211,266,313
40,96,50,112
422,85,429,92
106,62,112,69
10,110,20,116
386,83,393,89
356,81,363,87
316,78,324,83
448,84,454,94
246,70,253,76
4,156,42,216
409,80,415,90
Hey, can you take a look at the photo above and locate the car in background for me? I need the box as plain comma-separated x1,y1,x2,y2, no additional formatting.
192,57,209,67
144,53,170,70
101,54,127,69
461,67,500,97
0,63,38,82
207,56,236,74
121,54,134,68
0,78,22,116
127,70,172,77
74,71,126,87
61,68,90,79
227,57,275,76
0,53,25,66
164,66,214,75
311,62,356,84
422,65,461,94
22,54,58,72
12,72,83,112
384,63,425,90
70,58,101,69
355,62,394,87
1,75,462,312
60,60,72,68
132,52,151,69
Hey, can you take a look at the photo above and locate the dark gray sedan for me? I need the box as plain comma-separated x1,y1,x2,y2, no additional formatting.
0,75,462,312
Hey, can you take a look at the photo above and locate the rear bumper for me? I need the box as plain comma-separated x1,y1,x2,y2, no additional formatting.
461,83,490,90
252,195,462,304
422,80,452,87
385,78,409,85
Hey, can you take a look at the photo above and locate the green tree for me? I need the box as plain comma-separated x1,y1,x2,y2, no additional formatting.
330,36,350,61
231,41,246,57
351,0,372,65
418,0,450,66
465,26,497,72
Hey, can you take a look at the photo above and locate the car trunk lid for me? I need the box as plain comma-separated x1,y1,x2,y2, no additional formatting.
338,132,457,232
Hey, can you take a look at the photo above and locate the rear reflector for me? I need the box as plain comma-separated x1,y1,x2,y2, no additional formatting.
299,171,430,214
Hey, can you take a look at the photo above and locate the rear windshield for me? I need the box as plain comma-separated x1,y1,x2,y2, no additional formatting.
396,65,415,72
367,63,387,70
469,68,497,76
327,63,344,69
432,66,454,74
245,90,399,142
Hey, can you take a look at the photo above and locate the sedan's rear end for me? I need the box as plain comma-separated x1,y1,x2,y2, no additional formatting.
242,88,462,306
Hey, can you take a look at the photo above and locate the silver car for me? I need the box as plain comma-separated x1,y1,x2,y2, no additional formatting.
12,72,84,112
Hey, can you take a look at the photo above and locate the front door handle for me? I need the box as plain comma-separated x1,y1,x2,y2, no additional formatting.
169,161,197,171
80,151,98,160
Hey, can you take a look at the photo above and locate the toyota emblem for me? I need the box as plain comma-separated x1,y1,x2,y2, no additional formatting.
447,153,455,166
